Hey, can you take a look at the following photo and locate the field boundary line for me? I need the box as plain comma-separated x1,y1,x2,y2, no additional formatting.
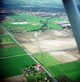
0,54,28,59
0,35,7,36
32,47,77,54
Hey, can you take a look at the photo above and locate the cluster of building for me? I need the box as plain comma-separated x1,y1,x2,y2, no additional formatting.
55,20,71,27
0,8,67,19
34,64,44,73
27,12,57,17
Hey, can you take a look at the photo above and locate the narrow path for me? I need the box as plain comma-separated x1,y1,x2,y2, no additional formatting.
0,24,58,82
32,47,77,54
0,54,28,59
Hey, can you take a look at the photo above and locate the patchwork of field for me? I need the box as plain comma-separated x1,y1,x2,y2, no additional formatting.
1,13,80,82
0,35,27,58
8,14,67,29
1,14,46,32
49,61,80,81
0,25,36,79
32,52,80,82
1,13,67,33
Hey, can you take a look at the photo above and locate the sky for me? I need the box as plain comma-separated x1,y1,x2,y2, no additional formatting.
1,0,80,8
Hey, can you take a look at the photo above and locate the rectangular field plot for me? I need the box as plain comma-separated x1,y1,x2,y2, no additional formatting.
0,46,27,58
2,23,42,32
0,35,17,44
24,24,42,31
0,55,36,78
48,61,80,81
32,52,61,66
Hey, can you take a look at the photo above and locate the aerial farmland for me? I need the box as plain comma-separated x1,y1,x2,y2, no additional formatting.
0,0,80,82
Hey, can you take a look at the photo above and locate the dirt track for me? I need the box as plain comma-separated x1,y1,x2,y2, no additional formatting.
1,74,27,82
0,43,19,48
12,29,77,53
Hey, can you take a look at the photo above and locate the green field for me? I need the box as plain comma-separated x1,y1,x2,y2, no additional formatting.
0,29,36,78
66,71,80,81
0,35,27,58
0,55,36,78
27,74,46,82
48,22,62,29
0,35,17,44
23,24,42,31
47,17,68,29
32,53,80,81
1,14,46,32
32,52,61,66
1,13,66,32
0,46,27,58
2,23,42,31
48,61,80,81
48,17,68,22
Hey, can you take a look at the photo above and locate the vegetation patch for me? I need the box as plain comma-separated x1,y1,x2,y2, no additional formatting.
22,64,54,82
